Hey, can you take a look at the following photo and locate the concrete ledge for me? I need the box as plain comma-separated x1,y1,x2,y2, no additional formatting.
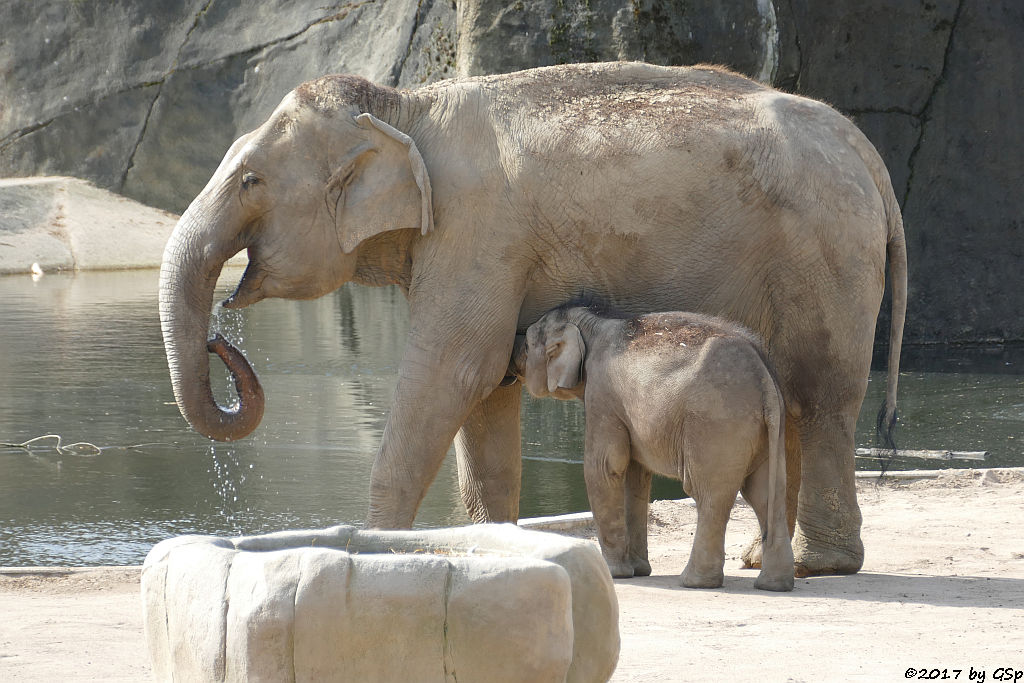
519,510,594,531
856,469,941,480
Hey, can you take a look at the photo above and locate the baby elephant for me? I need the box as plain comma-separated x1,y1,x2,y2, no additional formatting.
512,304,794,591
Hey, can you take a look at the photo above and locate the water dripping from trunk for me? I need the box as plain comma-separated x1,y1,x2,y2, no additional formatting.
206,300,263,533
210,302,247,411
207,444,246,532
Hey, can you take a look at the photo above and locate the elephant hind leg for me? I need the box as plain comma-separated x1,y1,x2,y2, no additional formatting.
742,461,794,592
792,411,864,577
679,424,752,588
741,407,803,569
680,487,734,589
739,466,768,569
680,457,746,587
454,382,523,523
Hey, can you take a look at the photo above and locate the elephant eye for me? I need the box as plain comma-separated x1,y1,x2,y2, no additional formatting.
241,172,261,190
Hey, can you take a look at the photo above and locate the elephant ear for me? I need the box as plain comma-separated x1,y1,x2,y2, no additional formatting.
547,324,586,393
335,112,434,254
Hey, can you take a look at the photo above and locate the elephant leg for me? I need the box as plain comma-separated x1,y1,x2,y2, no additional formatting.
583,417,633,578
454,382,522,523
741,413,801,569
366,378,471,528
365,289,524,529
366,337,513,528
740,463,770,549
742,461,794,591
792,410,863,576
680,430,750,589
624,460,652,577
680,486,734,589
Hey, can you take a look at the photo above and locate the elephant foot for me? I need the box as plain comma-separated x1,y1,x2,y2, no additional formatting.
679,564,724,589
792,527,863,577
754,570,794,592
630,555,652,577
740,535,762,569
604,558,635,579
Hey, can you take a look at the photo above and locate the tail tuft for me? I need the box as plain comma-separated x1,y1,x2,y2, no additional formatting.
874,402,899,478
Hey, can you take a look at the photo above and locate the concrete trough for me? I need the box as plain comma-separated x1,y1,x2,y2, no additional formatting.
142,524,618,682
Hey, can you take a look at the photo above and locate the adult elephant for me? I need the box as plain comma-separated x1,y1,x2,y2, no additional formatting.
159,62,907,576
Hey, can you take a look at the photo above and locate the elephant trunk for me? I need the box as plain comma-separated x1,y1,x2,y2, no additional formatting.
159,208,265,442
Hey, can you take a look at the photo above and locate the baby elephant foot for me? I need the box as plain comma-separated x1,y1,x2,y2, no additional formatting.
754,570,794,592
679,563,724,589
740,535,762,569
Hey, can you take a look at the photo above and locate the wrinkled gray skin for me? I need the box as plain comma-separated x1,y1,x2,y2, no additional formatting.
511,306,794,591
158,62,907,576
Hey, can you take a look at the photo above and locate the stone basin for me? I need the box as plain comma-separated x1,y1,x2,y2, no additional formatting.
142,524,619,682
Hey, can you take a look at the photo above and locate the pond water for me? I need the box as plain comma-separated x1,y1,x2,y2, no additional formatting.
1,270,1021,566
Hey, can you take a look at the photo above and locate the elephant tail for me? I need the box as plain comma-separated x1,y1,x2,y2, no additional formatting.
844,124,908,457
875,155,908,473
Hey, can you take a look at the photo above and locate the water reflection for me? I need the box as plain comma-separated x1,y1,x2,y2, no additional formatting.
0,269,1021,566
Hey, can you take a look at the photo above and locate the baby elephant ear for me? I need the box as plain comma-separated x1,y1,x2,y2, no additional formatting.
336,113,434,254
547,324,586,393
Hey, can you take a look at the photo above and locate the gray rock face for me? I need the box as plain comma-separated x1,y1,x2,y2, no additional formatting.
897,2,1024,343
456,0,783,83
2,0,1021,343
1,0,457,213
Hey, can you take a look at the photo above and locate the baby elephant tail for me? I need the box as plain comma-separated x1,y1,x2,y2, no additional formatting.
763,376,784,550
756,368,795,591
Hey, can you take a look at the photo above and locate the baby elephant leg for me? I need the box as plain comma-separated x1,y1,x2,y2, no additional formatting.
742,458,795,592
680,430,751,589
681,484,735,588
625,460,653,577
584,419,634,578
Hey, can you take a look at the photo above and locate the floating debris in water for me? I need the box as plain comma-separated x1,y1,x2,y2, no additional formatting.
2,434,162,457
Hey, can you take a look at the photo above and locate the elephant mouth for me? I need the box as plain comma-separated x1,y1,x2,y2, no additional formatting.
222,258,266,309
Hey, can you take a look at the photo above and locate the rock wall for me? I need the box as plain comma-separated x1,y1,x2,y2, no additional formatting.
0,0,458,213
1,0,1020,345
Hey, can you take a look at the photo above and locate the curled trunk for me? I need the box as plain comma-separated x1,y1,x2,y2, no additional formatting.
159,210,265,442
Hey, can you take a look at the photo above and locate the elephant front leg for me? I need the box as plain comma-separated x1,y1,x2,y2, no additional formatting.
624,460,652,577
454,382,522,523
365,296,523,529
366,375,470,528
366,333,514,528
584,417,634,578
793,411,863,576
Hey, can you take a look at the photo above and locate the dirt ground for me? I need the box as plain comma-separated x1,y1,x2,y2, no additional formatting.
1,468,1022,682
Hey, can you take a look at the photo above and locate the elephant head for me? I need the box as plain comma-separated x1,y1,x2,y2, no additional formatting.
159,75,433,441
520,313,587,399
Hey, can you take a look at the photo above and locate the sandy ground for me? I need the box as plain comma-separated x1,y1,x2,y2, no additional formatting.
1,468,1023,682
